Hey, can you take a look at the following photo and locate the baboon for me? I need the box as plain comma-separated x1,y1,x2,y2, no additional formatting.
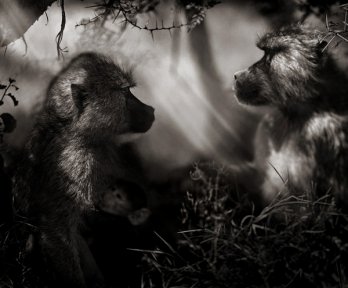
84,180,153,286
233,25,348,205
14,52,155,287
96,180,151,226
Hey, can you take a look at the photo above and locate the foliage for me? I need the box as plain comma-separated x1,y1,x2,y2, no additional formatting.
177,0,221,31
321,4,348,51
0,78,18,144
75,0,220,40
141,163,348,288
0,78,27,288
0,219,48,288
298,0,348,18
0,79,19,108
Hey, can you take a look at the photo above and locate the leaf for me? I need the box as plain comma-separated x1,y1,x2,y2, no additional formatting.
9,78,16,83
11,85,19,90
0,84,6,89
6,93,18,106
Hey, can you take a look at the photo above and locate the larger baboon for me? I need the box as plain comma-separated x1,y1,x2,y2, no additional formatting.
233,25,348,205
14,52,154,287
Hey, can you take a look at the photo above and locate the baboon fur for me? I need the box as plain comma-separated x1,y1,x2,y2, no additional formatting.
14,52,154,287
233,25,348,205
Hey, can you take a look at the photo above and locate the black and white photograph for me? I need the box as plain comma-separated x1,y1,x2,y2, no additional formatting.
1,0,348,287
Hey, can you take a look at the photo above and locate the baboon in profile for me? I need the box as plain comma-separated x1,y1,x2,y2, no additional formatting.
233,25,348,205
14,52,155,287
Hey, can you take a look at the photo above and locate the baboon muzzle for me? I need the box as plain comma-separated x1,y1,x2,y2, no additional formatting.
127,95,155,133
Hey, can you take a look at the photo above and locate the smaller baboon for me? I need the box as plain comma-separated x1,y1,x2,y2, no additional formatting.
14,52,154,287
233,25,348,206
96,180,151,226
84,182,153,288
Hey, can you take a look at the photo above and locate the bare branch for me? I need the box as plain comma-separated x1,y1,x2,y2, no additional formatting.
322,3,348,51
55,0,67,59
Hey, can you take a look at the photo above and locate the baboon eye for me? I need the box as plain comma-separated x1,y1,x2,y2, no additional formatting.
264,52,273,63
115,192,124,200
118,86,131,94
119,81,135,91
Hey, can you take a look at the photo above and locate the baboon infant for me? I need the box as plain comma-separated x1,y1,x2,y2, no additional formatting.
96,180,151,226
233,25,348,205
14,52,154,287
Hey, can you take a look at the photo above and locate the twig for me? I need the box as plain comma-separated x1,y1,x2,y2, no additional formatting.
322,4,348,51
56,0,67,59
0,79,19,106
0,84,11,103
267,161,286,184
322,34,337,52
44,11,49,25
21,36,28,56
76,0,188,38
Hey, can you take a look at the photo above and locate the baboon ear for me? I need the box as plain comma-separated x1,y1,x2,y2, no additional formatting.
71,84,88,113
128,208,151,226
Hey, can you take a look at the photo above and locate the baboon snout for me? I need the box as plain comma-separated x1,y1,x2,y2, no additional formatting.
146,105,155,115
128,97,155,133
234,69,247,81
143,104,155,128
142,104,155,121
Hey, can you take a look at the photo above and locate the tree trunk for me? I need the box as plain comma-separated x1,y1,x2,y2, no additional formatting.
0,0,56,47
188,21,258,162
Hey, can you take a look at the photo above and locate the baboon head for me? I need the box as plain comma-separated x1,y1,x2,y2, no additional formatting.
48,52,155,136
234,26,327,107
97,180,151,226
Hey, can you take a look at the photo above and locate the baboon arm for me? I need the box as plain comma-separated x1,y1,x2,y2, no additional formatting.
307,113,348,202
58,145,98,206
40,228,86,288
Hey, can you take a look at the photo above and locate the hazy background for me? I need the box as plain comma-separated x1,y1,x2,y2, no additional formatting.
0,0,328,179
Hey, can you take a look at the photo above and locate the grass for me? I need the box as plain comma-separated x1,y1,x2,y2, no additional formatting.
140,163,348,288
1,162,348,287
0,216,51,288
